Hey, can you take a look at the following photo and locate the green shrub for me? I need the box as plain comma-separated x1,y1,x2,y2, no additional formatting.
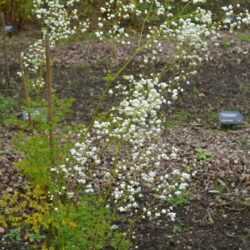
13,129,74,188
47,196,132,250
0,186,50,248
13,133,53,187
0,94,19,126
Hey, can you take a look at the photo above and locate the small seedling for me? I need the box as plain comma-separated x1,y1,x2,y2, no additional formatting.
206,111,218,123
195,147,212,160
239,33,250,43
164,109,189,130
5,228,21,241
239,198,250,208
235,138,248,150
168,192,190,207
27,232,46,242
173,224,182,233
210,182,231,202
222,41,231,48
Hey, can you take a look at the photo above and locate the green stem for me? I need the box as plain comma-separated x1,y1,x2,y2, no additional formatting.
84,1,193,140
1,12,11,92
138,0,155,47
45,34,54,166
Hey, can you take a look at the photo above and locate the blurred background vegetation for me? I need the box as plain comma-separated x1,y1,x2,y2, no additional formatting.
0,0,33,28
0,0,249,30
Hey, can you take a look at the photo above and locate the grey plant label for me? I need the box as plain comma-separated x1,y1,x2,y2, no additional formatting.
219,111,243,125
3,25,16,33
22,108,47,121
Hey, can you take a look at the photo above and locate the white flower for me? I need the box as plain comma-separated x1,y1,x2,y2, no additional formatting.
111,224,119,230
169,212,176,221
193,0,206,4
147,211,152,217
161,209,166,214
67,192,74,198
179,183,188,190
175,191,182,196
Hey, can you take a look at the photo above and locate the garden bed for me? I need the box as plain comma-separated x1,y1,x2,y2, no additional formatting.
0,28,250,249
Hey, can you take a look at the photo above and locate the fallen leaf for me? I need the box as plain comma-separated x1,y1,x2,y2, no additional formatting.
6,187,13,193
122,75,131,80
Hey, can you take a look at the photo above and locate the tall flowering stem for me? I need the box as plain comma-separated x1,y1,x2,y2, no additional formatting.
1,12,10,92
45,34,54,162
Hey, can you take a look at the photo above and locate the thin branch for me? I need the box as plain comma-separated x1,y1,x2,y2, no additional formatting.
45,34,54,156
1,12,11,92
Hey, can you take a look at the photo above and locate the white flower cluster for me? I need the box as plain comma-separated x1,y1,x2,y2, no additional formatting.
221,4,250,32
20,39,44,75
52,76,194,222
141,7,219,69
173,8,216,65
96,0,135,40
19,0,89,87
132,3,249,72
33,0,80,44
95,0,167,41
182,0,206,4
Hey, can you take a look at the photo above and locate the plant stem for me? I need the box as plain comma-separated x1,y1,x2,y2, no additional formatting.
138,0,155,47
1,12,11,92
20,56,32,127
84,0,192,139
45,34,54,164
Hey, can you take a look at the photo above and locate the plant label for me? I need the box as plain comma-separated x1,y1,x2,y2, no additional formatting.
219,111,244,125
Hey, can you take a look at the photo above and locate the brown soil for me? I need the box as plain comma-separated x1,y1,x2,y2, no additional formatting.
135,126,250,250
0,29,249,249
